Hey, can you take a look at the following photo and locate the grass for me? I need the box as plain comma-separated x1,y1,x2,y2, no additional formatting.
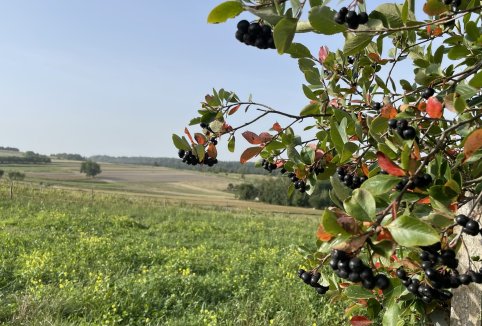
0,186,346,325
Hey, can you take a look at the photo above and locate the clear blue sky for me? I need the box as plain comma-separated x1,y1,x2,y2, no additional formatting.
0,1,406,160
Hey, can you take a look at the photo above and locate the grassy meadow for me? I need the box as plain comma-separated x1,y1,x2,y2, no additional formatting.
0,185,346,325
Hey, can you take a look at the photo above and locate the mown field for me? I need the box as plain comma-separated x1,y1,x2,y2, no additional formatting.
0,186,345,325
1,160,319,216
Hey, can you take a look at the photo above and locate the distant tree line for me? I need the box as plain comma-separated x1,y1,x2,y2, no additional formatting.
51,153,86,161
0,147,19,152
90,155,271,175
0,151,51,164
228,177,331,209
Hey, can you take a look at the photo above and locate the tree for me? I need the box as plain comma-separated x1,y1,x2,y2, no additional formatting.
80,160,102,178
174,1,482,324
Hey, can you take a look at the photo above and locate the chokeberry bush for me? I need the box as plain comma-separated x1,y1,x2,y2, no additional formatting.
173,0,482,324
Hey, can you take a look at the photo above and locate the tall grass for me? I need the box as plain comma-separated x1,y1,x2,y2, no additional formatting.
0,187,346,325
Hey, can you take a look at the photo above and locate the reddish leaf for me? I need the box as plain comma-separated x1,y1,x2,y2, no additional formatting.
275,160,285,168
329,98,340,108
194,133,207,145
316,225,333,242
228,104,241,115
350,316,373,326
318,45,329,63
418,101,426,112
207,143,217,159
333,234,369,253
240,146,262,164
377,151,406,177
380,104,397,119
272,122,282,132
184,128,194,144
222,123,233,133
361,163,370,177
426,96,443,118
417,196,431,204
258,132,273,143
308,143,324,161
242,131,263,145
464,129,482,161
376,228,393,242
449,202,458,212
412,141,421,160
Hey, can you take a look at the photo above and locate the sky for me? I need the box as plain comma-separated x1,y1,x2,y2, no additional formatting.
0,0,399,160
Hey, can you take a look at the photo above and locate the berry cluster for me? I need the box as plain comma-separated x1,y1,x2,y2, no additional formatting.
235,20,275,50
455,214,481,236
329,250,390,290
334,7,369,30
388,118,417,140
395,174,432,191
309,163,325,175
287,172,309,193
396,243,482,303
297,269,330,295
261,159,278,172
421,87,435,99
336,167,367,190
178,149,218,167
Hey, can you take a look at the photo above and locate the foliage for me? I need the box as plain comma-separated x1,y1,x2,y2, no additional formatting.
7,171,25,181
90,155,271,175
51,153,86,161
174,0,482,323
80,160,102,178
232,177,331,208
0,186,346,325
0,151,51,164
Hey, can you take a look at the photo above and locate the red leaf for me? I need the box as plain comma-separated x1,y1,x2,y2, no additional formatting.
194,133,207,145
316,225,333,242
184,128,194,144
240,146,262,164
242,131,263,145
380,104,397,119
318,46,329,63
377,151,406,177
207,143,217,159
361,163,370,177
350,316,373,326
258,132,273,143
417,196,431,204
228,104,240,115
426,96,443,118
272,122,282,132
333,234,369,253
464,129,482,161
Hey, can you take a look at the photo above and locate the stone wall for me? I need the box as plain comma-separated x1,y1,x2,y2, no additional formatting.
450,202,482,326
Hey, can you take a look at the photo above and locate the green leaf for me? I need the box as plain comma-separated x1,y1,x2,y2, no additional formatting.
207,1,244,24
321,210,349,236
345,285,376,299
308,6,346,35
374,3,410,28
286,42,311,58
465,21,480,42
423,0,447,15
273,17,298,54
382,301,401,326
448,45,470,60
401,0,409,24
469,71,482,89
386,215,440,247
330,176,352,202
300,103,320,116
361,175,400,196
344,189,376,221
194,144,205,163
172,134,191,151
228,136,235,152
343,28,374,56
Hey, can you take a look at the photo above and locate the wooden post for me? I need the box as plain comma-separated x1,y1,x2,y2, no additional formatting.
450,199,482,325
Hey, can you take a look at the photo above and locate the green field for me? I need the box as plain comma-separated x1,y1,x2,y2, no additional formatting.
0,186,345,325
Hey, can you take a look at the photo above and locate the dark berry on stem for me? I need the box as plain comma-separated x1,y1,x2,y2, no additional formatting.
178,149,185,158
388,119,398,129
334,12,345,24
349,272,361,282
317,286,329,295
235,30,244,42
237,20,250,32
452,0,461,7
329,258,339,270
311,272,321,285
459,274,472,285
465,219,480,233
397,119,408,129
402,126,417,140
349,257,364,272
332,249,346,260
301,272,312,284
456,214,469,226
396,267,408,280
375,274,390,290
200,122,208,128
297,269,306,278
422,87,435,99
358,12,369,24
